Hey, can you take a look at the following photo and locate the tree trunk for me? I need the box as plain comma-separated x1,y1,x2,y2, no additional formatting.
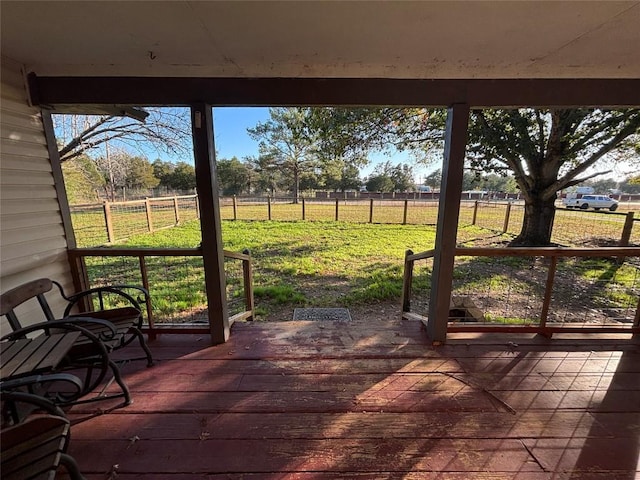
511,195,557,246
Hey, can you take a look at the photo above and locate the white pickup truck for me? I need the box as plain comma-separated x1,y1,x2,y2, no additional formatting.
563,194,619,211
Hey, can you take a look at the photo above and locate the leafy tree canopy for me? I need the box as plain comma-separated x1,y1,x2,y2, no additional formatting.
305,107,640,245
216,157,251,195
248,108,320,201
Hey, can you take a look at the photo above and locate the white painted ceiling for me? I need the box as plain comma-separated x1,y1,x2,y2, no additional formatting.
2,1,639,79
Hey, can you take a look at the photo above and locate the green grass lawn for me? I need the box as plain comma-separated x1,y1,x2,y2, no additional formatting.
79,215,638,324
110,220,486,320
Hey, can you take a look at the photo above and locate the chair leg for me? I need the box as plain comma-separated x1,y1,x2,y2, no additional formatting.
130,326,154,367
108,359,132,406
60,453,87,480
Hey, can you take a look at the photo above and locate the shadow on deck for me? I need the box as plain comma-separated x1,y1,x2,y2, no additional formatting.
67,318,640,479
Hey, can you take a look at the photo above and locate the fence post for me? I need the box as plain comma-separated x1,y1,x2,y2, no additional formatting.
302,197,306,221
103,201,115,243
232,195,237,221
472,200,479,225
401,249,414,312
267,196,272,220
369,198,374,223
335,198,339,221
173,196,180,225
503,202,512,233
620,211,635,246
403,199,409,225
242,249,255,321
145,198,154,232
195,195,200,219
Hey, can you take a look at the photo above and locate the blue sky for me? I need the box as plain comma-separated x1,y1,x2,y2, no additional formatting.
211,107,432,182
212,107,268,160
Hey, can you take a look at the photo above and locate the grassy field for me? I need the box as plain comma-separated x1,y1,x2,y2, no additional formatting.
78,218,639,324
117,220,489,320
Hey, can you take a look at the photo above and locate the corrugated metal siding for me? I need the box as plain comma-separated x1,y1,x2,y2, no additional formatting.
0,57,74,324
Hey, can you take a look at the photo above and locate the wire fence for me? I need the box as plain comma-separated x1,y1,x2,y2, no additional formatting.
70,195,199,247
75,248,251,325
467,201,638,247
405,249,640,330
72,195,639,249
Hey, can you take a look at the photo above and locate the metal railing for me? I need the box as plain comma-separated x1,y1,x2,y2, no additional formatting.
402,246,640,335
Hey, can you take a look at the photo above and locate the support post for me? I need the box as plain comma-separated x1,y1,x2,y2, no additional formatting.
403,199,409,225
335,198,339,221
503,202,512,233
191,104,230,344
472,200,479,225
268,195,272,220
620,211,634,246
138,255,156,339
302,197,306,220
104,202,115,243
540,255,557,331
232,195,237,220
402,249,414,312
242,249,255,321
173,196,180,225
145,198,154,232
369,198,374,223
427,104,470,344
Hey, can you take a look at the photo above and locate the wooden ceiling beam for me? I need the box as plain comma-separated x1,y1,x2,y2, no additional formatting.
29,75,640,108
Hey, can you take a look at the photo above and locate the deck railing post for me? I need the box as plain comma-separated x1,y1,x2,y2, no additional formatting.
242,248,255,321
540,255,558,333
402,249,414,312
138,254,156,338
618,211,635,264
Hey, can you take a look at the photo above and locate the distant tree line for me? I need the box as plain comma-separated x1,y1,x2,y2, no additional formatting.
62,154,197,203
55,106,639,246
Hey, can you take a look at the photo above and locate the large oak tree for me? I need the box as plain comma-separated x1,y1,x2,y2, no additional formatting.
307,108,640,246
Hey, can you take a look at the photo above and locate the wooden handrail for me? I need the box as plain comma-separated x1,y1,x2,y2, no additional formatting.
401,245,640,336
406,249,436,262
68,246,254,332
69,247,202,257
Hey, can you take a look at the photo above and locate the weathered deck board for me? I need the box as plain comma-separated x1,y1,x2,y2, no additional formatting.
66,319,640,478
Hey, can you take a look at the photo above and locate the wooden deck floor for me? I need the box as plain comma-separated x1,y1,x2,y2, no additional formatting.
66,318,640,479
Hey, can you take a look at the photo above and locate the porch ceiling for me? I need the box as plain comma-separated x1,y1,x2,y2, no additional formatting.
2,1,639,79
